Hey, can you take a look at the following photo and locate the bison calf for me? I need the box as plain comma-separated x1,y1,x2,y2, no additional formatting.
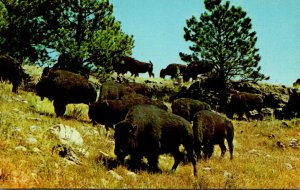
193,110,234,160
114,104,198,176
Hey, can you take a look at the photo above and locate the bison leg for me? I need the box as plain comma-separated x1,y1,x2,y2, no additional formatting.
227,137,234,160
219,140,227,158
182,144,198,176
171,151,184,173
147,153,161,174
203,143,214,159
53,100,66,117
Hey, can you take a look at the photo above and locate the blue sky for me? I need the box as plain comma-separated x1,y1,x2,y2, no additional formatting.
110,0,300,86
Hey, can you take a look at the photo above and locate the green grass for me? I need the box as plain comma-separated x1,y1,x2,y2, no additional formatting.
0,68,299,188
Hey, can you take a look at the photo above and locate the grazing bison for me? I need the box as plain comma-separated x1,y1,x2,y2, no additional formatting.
193,110,234,160
115,56,154,78
283,89,300,119
226,92,264,120
171,98,211,122
183,60,214,82
36,68,97,116
114,104,198,176
126,82,152,98
98,81,135,102
0,54,31,93
88,93,167,129
160,63,187,79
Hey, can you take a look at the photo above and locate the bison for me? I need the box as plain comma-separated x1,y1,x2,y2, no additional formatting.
0,54,31,93
283,89,300,119
114,104,198,176
171,98,211,122
98,81,135,102
53,52,90,79
183,60,214,82
36,68,97,116
126,82,152,98
160,63,187,80
88,93,167,129
293,78,300,87
225,92,264,120
193,110,234,160
114,56,154,78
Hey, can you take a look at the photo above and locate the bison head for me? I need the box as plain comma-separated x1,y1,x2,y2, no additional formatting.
114,121,137,163
160,69,166,78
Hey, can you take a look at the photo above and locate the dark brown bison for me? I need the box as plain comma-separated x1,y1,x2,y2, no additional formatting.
225,92,264,120
53,52,90,79
160,63,187,79
114,104,198,176
0,54,31,93
88,93,167,129
293,78,300,87
171,98,211,122
98,81,135,102
114,56,154,78
283,89,300,119
36,68,97,116
126,82,152,98
183,60,214,82
193,110,234,160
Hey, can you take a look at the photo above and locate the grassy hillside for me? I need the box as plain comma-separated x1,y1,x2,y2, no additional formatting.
0,69,299,188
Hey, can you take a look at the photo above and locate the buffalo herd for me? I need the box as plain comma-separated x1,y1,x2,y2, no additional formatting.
1,54,300,176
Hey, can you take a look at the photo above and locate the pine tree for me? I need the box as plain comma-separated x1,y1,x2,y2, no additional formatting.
180,0,269,109
0,0,134,78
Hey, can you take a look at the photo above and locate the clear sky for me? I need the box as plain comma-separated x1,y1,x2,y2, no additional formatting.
110,0,300,86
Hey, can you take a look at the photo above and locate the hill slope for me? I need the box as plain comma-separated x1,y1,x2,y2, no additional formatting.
0,68,299,188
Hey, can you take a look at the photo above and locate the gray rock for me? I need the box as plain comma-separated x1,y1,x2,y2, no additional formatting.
26,137,38,144
15,146,27,152
282,163,293,170
108,170,123,180
224,171,233,179
49,124,83,147
288,138,300,149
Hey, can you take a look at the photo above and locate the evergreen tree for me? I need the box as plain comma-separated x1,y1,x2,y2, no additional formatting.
0,0,134,78
180,0,269,109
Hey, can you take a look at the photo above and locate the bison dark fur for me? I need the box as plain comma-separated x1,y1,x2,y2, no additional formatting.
283,89,300,119
160,63,187,79
226,92,264,120
36,68,97,116
114,104,198,176
171,98,211,122
126,82,152,98
116,56,154,78
0,54,31,93
88,93,167,129
193,110,234,160
98,81,135,102
183,60,214,82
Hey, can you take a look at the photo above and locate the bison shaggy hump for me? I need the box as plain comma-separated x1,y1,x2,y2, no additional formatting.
171,98,211,122
88,93,167,129
114,104,198,176
193,110,234,160
0,54,30,93
160,63,187,79
36,68,97,116
98,81,135,102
